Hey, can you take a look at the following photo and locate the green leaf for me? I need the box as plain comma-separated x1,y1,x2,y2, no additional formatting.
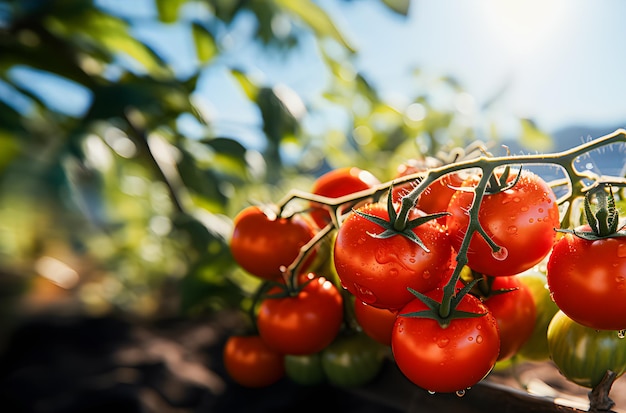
381,0,411,16
230,69,259,101
274,0,356,53
155,0,186,23
192,23,217,64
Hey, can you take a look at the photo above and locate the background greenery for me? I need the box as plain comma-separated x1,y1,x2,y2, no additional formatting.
0,0,551,332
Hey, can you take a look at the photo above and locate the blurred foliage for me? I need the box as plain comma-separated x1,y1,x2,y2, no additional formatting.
0,0,550,324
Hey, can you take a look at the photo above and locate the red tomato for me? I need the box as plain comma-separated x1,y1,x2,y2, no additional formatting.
392,158,464,221
333,202,452,310
354,298,398,346
230,206,317,280
481,276,537,361
257,274,344,355
309,166,380,228
446,169,559,277
392,289,500,393
223,335,285,387
547,225,626,330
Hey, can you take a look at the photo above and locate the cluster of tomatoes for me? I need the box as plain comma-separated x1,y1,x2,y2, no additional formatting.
225,159,626,396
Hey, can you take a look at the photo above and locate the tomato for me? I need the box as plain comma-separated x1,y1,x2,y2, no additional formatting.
284,353,326,386
392,289,500,393
516,268,559,361
481,275,536,361
230,206,317,280
547,310,626,388
354,298,397,346
547,226,626,330
222,335,285,387
309,166,380,228
446,169,559,277
333,202,452,310
321,332,387,387
257,274,344,355
392,158,464,220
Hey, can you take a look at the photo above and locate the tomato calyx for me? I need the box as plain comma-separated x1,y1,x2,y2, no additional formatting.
353,189,448,251
560,184,626,240
485,164,523,195
400,279,487,329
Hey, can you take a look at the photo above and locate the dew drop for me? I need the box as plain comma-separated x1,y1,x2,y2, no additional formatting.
476,325,482,330
619,330,626,339
423,271,432,280
521,206,529,212
354,283,377,304
456,389,466,397
389,268,399,277
467,336,473,342
476,335,483,344
618,244,626,258
507,226,518,235
538,208,544,213
528,218,534,224
437,337,450,348
513,197,521,203
492,247,508,261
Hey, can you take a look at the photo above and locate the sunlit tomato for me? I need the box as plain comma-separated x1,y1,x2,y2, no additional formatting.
223,335,285,388
257,274,343,355
321,332,387,387
481,276,536,361
446,169,559,277
284,353,326,386
354,298,398,346
547,311,626,388
333,202,452,310
392,289,500,393
230,206,317,280
547,225,626,330
309,166,380,228
516,268,559,361
392,158,464,221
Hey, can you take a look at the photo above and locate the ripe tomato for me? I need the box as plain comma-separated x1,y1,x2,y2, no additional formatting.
392,289,500,393
223,335,285,388
321,332,387,387
446,169,559,277
230,205,317,280
516,268,559,361
333,202,452,310
309,166,380,228
354,298,398,346
392,158,464,220
481,276,536,361
547,311,626,388
547,225,626,330
284,353,326,386
257,274,344,355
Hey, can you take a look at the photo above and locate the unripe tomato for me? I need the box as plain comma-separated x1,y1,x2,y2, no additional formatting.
284,353,325,386
547,311,626,388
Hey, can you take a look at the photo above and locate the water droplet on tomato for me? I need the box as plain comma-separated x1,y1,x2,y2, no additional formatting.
467,336,474,342
437,337,450,348
427,390,436,395
423,271,431,280
389,268,399,277
513,197,520,203
521,206,529,212
507,226,518,234
354,283,376,304
528,218,534,223
456,389,466,397
538,208,544,213
476,325,482,330
475,335,483,344
491,247,508,261
617,244,626,258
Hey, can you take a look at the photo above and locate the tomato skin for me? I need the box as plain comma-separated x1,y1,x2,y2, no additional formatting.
284,353,326,386
310,167,380,228
223,335,285,388
482,276,536,361
333,203,452,310
446,170,559,277
230,206,317,280
257,275,344,355
516,268,560,361
321,332,387,387
547,311,626,388
354,298,398,346
391,289,500,393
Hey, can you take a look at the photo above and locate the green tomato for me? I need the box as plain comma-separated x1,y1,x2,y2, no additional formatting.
284,353,325,386
321,332,386,388
516,269,560,361
547,310,626,388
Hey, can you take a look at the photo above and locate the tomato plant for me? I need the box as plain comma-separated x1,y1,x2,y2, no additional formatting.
309,166,380,228
480,275,536,361
333,202,452,310
391,288,500,393
230,205,317,280
446,169,559,277
223,335,285,388
547,310,626,388
321,332,387,387
256,274,344,355
353,298,398,346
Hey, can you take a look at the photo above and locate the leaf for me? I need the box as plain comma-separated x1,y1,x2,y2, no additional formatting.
381,0,411,16
230,69,259,101
192,23,217,64
274,0,356,53
520,118,554,152
155,0,186,23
